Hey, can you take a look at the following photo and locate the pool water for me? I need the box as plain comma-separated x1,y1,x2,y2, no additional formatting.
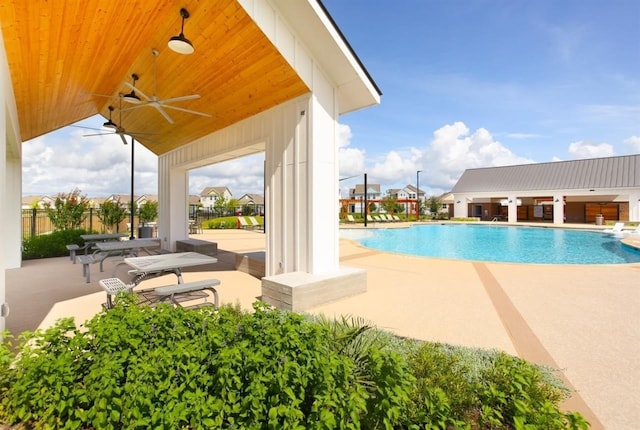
340,224,640,264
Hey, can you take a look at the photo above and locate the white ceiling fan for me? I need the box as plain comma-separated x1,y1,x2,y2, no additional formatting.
73,102,159,145
119,48,211,124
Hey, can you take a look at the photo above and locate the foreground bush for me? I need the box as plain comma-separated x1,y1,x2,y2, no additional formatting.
21,228,92,260
0,300,588,429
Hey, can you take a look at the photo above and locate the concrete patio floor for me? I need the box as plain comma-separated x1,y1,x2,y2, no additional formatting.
5,224,640,429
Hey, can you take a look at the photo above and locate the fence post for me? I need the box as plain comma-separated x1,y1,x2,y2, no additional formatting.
31,208,37,238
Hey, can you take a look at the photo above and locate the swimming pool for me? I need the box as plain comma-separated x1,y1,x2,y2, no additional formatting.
340,224,640,264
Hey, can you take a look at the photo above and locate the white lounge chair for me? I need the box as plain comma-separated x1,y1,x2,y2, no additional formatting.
621,224,640,236
346,214,356,223
603,222,625,235
237,216,251,229
248,216,261,228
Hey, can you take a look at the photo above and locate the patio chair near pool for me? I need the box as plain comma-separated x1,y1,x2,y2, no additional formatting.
603,222,625,235
621,224,640,236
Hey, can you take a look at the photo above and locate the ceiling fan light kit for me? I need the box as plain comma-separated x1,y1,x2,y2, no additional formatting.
122,74,142,104
102,105,118,129
168,8,194,54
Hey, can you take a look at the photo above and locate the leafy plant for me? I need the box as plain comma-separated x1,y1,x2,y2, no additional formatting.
22,228,91,259
45,188,91,230
138,201,158,226
97,200,127,232
0,303,589,429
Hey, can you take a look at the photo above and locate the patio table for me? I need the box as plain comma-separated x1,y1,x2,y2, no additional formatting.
93,238,160,257
124,252,218,286
79,233,128,255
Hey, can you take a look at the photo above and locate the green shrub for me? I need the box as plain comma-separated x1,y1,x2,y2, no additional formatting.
0,301,411,429
22,228,92,260
0,303,588,429
404,342,588,429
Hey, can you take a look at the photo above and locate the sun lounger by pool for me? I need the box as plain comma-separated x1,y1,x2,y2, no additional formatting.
603,222,625,235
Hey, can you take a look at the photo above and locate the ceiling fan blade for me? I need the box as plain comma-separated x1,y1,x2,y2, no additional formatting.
119,134,128,145
159,94,200,104
71,125,107,132
152,104,175,124
123,81,152,102
83,132,113,137
162,104,212,117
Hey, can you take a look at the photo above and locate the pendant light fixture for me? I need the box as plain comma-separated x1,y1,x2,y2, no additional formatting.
102,105,118,129
168,8,194,54
122,74,142,104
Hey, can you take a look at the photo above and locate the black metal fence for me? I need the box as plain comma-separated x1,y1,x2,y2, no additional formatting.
22,205,265,240
21,208,137,240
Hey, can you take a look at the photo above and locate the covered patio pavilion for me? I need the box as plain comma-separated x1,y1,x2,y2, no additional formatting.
0,0,381,330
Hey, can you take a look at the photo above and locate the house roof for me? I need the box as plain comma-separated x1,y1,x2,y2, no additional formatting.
0,0,379,156
351,184,381,194
238,193,265,205
452,155,640,194
200,187,231,197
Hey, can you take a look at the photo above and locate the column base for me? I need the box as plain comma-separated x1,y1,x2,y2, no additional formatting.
261,266,367,312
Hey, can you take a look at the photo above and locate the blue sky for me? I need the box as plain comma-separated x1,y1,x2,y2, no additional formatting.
22,0,639,198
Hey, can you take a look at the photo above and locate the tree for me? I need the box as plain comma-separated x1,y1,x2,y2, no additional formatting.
45,188,90,230
98,200,127,233
138,201,158,226
427,196,443,219
226,198,240,215
213,195,227,217
380,192,398,214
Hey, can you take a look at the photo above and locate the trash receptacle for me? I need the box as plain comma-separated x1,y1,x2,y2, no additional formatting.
595,214,604,225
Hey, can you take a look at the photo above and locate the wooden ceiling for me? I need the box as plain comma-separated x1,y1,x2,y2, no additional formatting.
0,0,309,155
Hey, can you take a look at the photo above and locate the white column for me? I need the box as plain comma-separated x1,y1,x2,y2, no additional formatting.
553,194,565,224
628,193,640,222
262,93,366,311
157,161,189,252
265,95,338,275
507,196,518,222
453,195,468,218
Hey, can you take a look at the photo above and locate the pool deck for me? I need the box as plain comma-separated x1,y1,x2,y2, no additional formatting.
5,222,640,429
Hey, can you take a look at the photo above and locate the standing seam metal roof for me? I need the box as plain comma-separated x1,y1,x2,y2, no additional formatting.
451,155,640,193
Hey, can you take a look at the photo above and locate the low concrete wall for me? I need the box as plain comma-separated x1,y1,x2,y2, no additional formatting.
235,252,265,279
176,239,218,256
262,266,367,312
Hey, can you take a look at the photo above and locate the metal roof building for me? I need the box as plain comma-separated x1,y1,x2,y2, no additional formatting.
451,155,640,224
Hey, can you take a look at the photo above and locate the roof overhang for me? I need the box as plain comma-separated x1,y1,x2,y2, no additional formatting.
0,0,379,156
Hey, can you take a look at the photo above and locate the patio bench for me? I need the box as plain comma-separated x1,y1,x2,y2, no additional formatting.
98,277,220,310
77,253,109,283
66,244,80,263
154,279,220,310
66,243,92,263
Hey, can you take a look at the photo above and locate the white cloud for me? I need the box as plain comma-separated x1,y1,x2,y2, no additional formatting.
338,123,366,177
567,140,615,159
623,136,640,153
420,122,533,193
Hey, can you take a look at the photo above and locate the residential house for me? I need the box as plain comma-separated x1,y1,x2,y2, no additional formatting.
21,195,54,210
237,193,265,215
346,184,381,214
199,187,233,211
